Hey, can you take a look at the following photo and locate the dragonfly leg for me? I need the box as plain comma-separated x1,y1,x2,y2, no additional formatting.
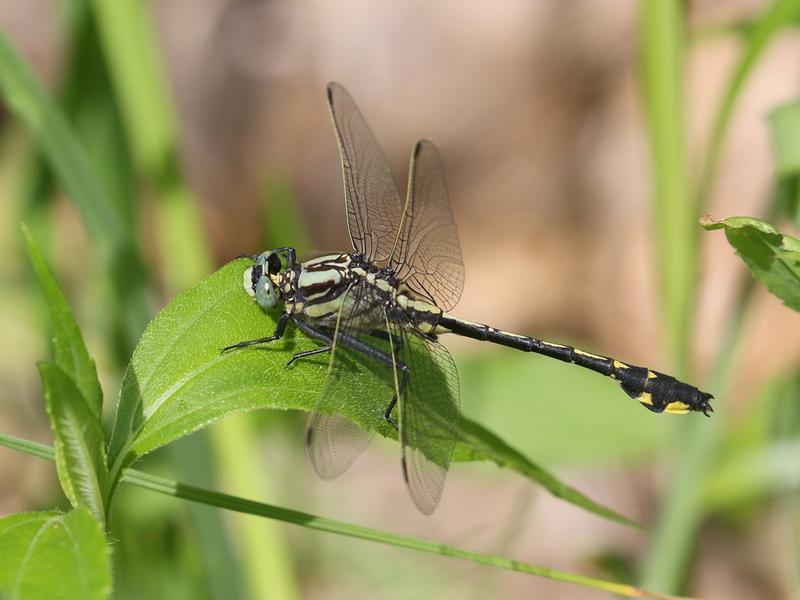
286,346,332,367
221,312,289,352
382,366,408,432
294,317,409,431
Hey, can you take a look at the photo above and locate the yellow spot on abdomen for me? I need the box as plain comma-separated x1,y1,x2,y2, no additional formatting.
665,401,690,414
574,349,605,360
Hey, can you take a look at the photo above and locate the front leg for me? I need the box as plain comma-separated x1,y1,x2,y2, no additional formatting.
221,312,290,352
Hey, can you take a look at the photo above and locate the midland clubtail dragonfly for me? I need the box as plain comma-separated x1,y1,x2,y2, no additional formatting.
225,82,714,514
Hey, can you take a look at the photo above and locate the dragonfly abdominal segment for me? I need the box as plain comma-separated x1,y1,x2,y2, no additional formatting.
436,314,714,416
225,82,713,515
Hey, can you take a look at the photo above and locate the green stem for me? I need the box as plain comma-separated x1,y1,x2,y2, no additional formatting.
0,431,686,600
640,0,693,373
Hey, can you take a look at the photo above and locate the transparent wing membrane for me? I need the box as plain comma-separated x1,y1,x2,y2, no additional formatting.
390,140,464,311
392,319,461,514
326,82,403,262
310,85,463,512
305,283,389,479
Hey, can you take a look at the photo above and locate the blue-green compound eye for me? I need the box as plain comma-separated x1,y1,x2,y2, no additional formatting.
243,257,279,310
255,274,278,309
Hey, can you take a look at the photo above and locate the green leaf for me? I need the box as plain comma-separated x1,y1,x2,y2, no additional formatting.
640,0,693,364
39,362,107,524
0,507,111,600
106,260,635,526
702,215,800,312
23,226,103,418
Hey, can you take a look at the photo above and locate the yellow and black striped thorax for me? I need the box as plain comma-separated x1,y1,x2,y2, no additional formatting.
280,253,443,332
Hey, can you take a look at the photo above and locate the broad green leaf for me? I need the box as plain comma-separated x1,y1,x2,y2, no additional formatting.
702,215,800,312
106,260,636,526
24,227,103,418
0,507,111,600
39,362,107,524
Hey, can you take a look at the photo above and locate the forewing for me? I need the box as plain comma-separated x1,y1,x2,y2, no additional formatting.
305,282,390,479
326,82,403,262
390,140,464,311
394,322,461,514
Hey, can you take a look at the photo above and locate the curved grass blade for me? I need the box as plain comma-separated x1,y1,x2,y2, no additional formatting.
0,507,111,600
0,434,683,600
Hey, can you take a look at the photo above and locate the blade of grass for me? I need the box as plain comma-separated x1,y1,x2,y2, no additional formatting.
0,432,688,600
640,0,693,369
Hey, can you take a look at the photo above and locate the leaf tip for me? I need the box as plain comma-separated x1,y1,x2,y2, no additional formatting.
699,214,724,230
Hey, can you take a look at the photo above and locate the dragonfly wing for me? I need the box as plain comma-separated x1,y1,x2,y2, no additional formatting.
304,282,389,479
305,411,373,480
392,320,461,514
390,140,464,311
326,82,403,262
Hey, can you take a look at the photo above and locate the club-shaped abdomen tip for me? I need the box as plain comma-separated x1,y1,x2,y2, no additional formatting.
698,391,714,417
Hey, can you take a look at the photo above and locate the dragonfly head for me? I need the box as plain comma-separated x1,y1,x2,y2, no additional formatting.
243,251,284,310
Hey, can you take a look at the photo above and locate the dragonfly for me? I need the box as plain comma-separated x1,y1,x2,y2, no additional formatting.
225,82,714,515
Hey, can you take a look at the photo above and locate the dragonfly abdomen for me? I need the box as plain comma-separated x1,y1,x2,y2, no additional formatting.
438,313,713,415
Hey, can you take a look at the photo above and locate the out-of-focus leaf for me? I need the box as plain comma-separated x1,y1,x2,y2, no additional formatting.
24,226,103,418
39,362,107,524
768,100,800,178
703,439,800,511
105,261,635,526
768,100,800,225
0,507,111,600
0,28,125,253
702,215,800,312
